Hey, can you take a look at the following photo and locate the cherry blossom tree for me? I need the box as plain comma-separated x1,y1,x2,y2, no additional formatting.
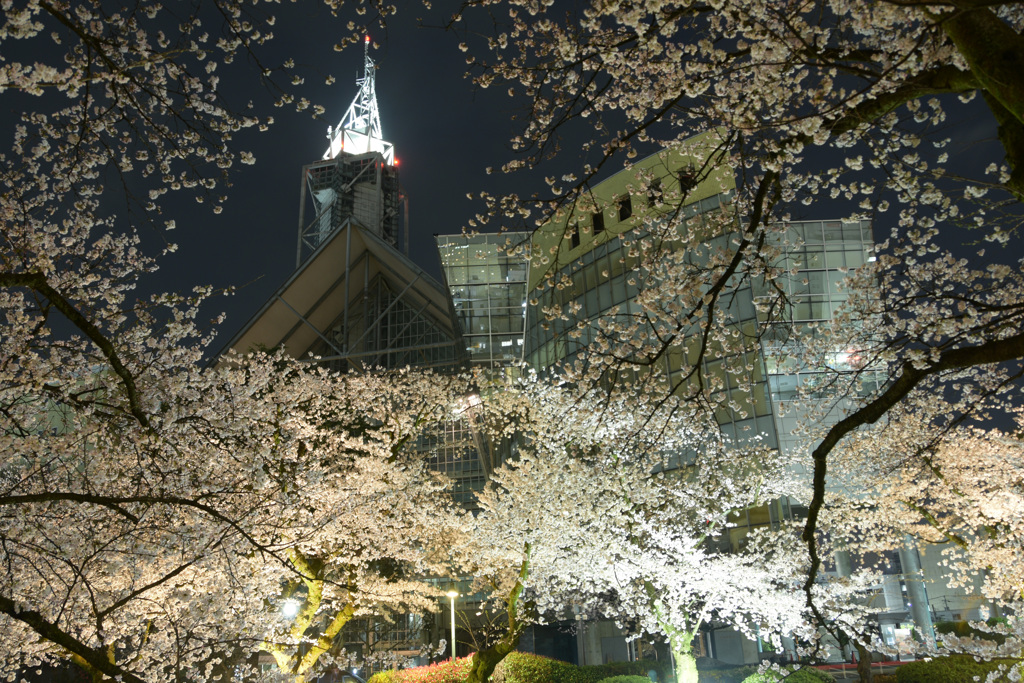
458,378,843,683
257,385,466,682
0,3,471,682
825,407,1024,641
452,0,1024,643
0,342,468,682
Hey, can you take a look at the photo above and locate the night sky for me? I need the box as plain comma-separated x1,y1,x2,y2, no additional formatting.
151,3,537,347
4,3,1014,352
161,3,1012,353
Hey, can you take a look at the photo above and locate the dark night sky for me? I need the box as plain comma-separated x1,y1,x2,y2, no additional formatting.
161,3,1014,351
153,3,537,345
4,3,1016,351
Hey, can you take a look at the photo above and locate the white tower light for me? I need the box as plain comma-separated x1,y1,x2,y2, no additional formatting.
324,36,395,164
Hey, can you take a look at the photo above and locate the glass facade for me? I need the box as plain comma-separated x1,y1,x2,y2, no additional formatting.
306,273,462,373
436,233,530,367
516,149,878,558
755,219,874,332
522,188,776,446
418,417,487,507
753,218,881,469
431,144,882,561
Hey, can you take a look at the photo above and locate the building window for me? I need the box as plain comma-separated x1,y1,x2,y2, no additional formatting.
679,166,698,194
570,227,580,249
593,211,605,234
647,179,663,207
617,196,632,221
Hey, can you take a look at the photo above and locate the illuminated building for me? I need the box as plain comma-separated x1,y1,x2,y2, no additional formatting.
436,233,531,368
515,131,979,663
223,37,462,373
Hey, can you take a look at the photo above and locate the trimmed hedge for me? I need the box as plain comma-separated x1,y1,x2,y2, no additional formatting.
370,652,838,683
372,653,671,683
493,652,593,683
580,658,673,683
596,676,651,683
494,653,671,683
368,657,473,683
693,668,757,683
685,665,834,683
895,654,1022,683
741,666,835,683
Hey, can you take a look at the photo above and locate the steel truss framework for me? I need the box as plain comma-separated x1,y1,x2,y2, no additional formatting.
300,153,402,263
323,36,394,164
222,218,464,373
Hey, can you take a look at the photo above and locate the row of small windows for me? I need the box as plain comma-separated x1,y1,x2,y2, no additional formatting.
437,234,530,261
457,311,526,335
767,369,887,404
451,283,527,310
570,195,633,249
568,188,734,249
783,220,872,245
466,335,524,352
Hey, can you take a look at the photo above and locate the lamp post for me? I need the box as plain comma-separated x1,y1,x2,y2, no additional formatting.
445,590,459,660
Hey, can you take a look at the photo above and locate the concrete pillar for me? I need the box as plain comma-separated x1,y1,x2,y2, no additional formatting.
780,636,797,663
834,549,853,578
576,618,587,666
834,548,855,661
899,536,935,648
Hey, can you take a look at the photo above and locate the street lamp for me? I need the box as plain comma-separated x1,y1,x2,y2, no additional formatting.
446,590,459,660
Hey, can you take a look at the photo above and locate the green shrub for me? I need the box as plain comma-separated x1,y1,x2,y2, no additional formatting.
495,652,594,683
492,653,668,683
934,620,1008,646
584,659,671,683
390,652,670,683
371,657,473,683
741,666,835,683
895,654,1022,683
696,667,758,683
596,676,650,683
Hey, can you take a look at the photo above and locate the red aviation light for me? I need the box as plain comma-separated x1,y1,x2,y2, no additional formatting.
394,158,400,167
365,35,371,43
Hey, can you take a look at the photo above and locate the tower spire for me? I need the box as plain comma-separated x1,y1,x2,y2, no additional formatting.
324,35,394,164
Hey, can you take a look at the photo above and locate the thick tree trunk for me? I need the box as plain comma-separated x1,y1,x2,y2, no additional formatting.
466,546,532,683
671,645,699,683
855,643,873,683
464,631,521,683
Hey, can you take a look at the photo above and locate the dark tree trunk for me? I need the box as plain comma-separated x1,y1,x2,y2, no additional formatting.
464,631,522,683
855,642,873,683
465,545,532,683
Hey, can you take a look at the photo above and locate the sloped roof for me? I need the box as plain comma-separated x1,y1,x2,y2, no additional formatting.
219,218,460,364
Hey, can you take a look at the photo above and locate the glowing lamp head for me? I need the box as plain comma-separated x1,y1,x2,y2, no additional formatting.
281,600,300,618
446,590,459,599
